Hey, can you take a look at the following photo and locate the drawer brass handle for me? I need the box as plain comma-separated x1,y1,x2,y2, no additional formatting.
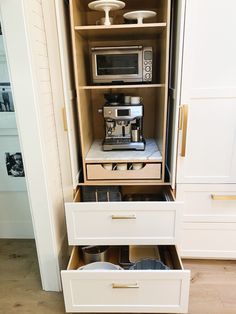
211,195,236,201
180,105,188,157
112,283,139,289
111,214,136,220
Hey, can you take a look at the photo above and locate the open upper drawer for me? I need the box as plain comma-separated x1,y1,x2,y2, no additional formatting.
65,185,182,245
61,245,190,313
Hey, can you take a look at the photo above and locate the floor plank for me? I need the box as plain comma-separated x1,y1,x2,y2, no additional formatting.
183,259,236,314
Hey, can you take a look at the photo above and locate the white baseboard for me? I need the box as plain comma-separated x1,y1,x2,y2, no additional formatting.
0,221,34,238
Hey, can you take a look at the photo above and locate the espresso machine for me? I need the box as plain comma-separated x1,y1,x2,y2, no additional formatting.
100,94,145,151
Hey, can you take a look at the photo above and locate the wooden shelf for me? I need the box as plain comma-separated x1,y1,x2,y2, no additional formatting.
74,23,167,40
79,84,165,90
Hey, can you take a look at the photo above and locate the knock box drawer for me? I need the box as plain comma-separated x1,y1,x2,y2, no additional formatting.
65,186,182,245
86,163,162,180
61,246,190,313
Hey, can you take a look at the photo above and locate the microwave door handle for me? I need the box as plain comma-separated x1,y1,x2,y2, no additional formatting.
91,46,142,51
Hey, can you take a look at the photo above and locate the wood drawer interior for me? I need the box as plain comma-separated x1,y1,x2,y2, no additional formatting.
67,245,183,271
86,163,162,180
74,185,174,203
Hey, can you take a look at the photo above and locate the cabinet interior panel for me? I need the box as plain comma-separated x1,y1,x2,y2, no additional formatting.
72,0,168,26
74,33,90,86
91,88,161,140
77,89,94,157
155,87,167,156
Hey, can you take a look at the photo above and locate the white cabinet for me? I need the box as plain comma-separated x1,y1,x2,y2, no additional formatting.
176,0,236,258
177,184,236,258
177,0,236,184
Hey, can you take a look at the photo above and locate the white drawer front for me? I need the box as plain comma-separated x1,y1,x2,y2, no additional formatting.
177,184,236,222
61,247,190,313
65,201,181,245
180,222,236,259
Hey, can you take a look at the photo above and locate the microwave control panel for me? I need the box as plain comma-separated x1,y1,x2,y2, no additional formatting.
143,47,153,82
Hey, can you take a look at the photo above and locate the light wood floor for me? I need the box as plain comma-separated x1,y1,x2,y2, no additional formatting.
0,239,236,314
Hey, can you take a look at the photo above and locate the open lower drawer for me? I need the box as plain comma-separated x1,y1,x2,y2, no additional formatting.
65,186,182,245
61,245,190,313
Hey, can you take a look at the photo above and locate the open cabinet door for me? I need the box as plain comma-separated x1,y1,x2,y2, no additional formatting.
167,0,186,189
54,0,81,191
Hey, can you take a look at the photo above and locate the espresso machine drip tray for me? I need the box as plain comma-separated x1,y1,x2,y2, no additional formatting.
103,138,145,151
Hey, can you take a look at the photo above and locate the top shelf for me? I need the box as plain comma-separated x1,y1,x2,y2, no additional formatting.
74,23,167,40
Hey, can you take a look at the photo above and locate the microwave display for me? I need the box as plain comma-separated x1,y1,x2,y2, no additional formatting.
96,54,138,75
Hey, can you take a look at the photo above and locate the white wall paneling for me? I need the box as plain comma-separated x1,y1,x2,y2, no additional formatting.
0,18,32,239
0,192,33,238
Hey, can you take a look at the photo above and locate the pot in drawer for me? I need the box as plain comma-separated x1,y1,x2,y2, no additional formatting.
61,246,190,313
86,163,162,180
65,188,182,245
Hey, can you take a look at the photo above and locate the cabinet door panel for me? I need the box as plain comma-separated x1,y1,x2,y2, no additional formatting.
178,0,236,183
177,98,236,183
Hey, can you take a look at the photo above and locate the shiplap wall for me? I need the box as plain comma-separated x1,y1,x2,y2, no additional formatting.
24,0,67,263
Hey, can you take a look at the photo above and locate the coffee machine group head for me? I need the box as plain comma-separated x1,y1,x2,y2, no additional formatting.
100,94,145,151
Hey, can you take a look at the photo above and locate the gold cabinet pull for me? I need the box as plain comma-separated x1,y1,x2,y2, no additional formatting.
211,195,236,201
180,105,188,157
62,107,68,131
112,283,139,289
112,214,136,220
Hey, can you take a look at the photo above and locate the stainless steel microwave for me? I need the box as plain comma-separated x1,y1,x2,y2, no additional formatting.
91,46,153,84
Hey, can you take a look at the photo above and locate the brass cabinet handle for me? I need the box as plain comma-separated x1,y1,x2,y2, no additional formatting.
111,214,136,220
180,105,188,157
211,195,236,201
179,106,183,130
112,283,139,289
62,107,68,131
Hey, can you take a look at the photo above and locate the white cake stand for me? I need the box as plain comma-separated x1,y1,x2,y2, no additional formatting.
123,10,157,24
88,0,125,26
